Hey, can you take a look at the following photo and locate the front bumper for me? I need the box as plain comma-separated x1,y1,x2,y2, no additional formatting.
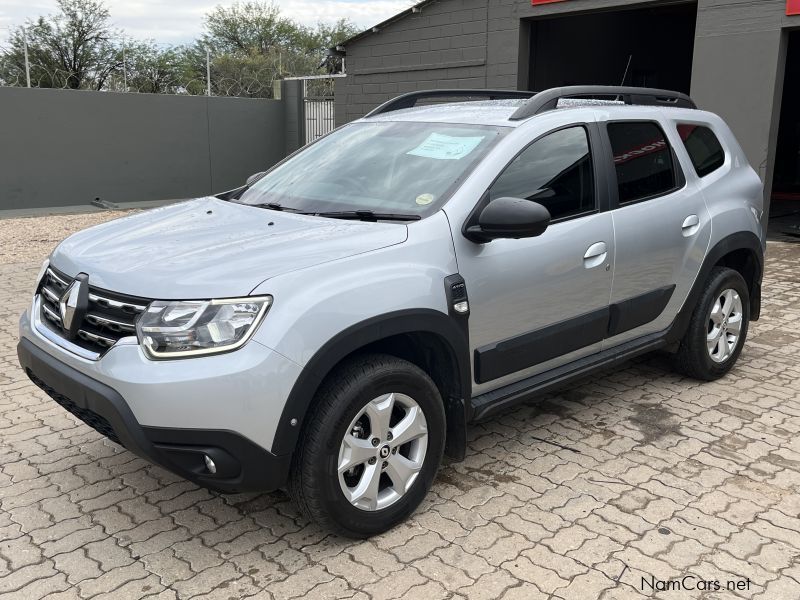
20,299,303,453
18,337,292,493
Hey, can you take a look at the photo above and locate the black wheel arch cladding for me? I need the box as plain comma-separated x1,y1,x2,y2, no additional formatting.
666,231,763,346
271,308,471,457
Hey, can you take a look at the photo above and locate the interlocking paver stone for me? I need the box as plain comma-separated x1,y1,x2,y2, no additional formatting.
2,214,800,599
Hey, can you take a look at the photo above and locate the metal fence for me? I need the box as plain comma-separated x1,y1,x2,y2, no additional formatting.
295,75,342,144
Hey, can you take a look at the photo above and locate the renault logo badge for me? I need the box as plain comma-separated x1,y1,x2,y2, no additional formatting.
59,281,82,329
58,273,89,338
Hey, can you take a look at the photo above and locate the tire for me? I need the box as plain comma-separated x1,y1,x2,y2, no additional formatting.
673,267,750,381
288,353,446,538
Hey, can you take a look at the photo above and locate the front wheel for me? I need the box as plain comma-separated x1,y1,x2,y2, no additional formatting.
673,267,750,380
288,354,445,537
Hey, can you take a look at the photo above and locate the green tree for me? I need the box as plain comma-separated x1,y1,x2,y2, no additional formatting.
0,0,121,90
0,0,360,96
113,42,187,94
201,2,300,56
191,1,360,97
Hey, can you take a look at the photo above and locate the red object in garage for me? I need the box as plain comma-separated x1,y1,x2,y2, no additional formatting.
531,0,800,15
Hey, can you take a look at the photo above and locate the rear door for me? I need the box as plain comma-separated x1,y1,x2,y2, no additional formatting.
601,117,712,348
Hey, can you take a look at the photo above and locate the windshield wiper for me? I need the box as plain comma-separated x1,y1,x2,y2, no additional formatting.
252,202,311,214
314,210,421,222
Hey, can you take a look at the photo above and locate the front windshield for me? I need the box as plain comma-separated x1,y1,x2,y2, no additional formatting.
238,121,508,216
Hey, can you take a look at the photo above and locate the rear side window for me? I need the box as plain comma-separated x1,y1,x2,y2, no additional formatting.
677,124,725,177
607,122,676,204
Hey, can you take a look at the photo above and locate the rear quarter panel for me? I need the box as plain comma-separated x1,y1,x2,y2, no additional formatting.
667,110,764,246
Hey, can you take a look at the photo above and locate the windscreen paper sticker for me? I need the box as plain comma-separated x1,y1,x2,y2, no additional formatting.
407,133,485,160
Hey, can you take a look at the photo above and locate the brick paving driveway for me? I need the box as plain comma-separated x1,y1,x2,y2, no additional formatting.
2,213,800,600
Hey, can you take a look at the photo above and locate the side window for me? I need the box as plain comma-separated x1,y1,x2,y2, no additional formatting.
489,126,595,221
607,122,676,204
677,124,725,177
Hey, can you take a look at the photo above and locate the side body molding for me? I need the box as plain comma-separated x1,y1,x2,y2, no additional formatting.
475,307,610,384
270,309,471,456
474,285,675,384
468,233,764,421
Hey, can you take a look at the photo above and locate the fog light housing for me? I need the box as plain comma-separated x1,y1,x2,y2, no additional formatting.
204,455,217,474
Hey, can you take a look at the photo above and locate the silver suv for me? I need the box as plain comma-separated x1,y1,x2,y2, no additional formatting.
18,86,765,537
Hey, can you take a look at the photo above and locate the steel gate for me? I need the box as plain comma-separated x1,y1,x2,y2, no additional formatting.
295,75,342,144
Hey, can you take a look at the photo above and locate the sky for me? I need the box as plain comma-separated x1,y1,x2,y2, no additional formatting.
0,0,416,45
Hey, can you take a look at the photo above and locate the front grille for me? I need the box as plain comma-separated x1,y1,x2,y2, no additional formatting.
38,267,149,356
26,369,122,445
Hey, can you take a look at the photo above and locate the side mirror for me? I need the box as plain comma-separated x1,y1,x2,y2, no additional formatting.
246,171,267,186
465,197,551,243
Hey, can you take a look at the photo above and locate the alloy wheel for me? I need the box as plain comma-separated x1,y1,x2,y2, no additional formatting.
337,392,428,511
707,288,744,363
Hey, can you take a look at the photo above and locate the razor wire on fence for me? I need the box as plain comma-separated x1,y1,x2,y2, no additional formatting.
0,66,281,97
0,28,340,99
1,56,286,98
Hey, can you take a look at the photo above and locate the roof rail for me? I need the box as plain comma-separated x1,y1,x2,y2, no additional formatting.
364,89,535,118
509,86,696,121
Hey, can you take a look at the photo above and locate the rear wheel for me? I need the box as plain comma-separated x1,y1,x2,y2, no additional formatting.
288,354,445,537
673,267,750,380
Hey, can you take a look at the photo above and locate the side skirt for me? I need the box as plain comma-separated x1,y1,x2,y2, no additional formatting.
470,328,669,422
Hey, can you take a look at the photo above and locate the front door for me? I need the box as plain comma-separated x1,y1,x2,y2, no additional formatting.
451,125,615,395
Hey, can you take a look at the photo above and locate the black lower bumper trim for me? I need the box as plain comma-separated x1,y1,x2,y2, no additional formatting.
17,338,291,493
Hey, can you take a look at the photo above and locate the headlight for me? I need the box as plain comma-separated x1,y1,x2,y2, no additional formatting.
136,296,272,359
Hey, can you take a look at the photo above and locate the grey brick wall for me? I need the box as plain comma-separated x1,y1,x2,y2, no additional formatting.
338,0,491,123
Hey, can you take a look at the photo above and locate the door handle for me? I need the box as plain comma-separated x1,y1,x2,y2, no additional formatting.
584,242,607,268
681,214,700,237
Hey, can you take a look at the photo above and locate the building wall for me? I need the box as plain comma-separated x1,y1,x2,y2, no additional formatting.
336,0,492,124
336,0,676,124
690,0,791,207
0,87,287,210
337,0,795,207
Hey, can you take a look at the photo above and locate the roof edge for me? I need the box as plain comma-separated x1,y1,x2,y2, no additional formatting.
334,0,438,49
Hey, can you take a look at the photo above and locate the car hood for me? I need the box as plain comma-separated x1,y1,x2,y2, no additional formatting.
50,197,408,299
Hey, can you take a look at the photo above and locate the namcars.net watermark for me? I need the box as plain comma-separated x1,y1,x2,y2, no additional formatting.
642,575,753,593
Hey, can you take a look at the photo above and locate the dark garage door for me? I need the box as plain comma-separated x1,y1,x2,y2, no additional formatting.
771,30,800,239
526,2,698,94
